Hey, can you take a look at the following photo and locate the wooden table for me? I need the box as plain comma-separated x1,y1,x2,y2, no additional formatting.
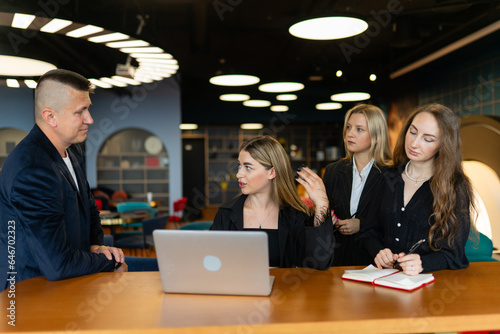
2,262,500,333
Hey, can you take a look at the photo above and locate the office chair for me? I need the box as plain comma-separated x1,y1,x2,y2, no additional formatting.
114,215,169,257
179,221,213,230
465,231,497,262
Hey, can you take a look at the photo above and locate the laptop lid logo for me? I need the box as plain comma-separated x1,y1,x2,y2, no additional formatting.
203,255,222,271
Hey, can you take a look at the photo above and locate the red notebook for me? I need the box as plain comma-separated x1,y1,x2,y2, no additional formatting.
342,265,435,291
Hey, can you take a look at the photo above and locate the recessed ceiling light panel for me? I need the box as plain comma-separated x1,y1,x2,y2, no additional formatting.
6,79,20,88
220,94,250,102
40,18,72,33
119,47,164,53
289,16,368,40
66,24,104,38
24,79,37,89
259,82,304,93
210,74,260,86
12,13,35,29
0,56,56,76
112,75,141,85
88,32,129,43
89,78,113,89
100,77,127,87
331,92,370,101
243,100,271,107
130,53,173,59
316,102,342,110
137,58,178,65
107,40,150,48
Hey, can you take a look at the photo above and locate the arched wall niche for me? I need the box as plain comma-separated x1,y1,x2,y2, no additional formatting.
460,115,500,250
96,127,170,212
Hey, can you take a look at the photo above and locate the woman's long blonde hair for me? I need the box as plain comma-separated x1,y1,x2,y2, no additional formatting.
343,104,392,167
392,104,476,250
240,135,310,215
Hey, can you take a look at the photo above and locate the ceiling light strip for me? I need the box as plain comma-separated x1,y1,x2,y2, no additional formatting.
12,13,35,29
130,53,174,59
120,47,164,53
88,32,129,43
40,18,73,33
6,79,20,88
106,40,149,48
66,24,104,38
100,77,127,87
390,19,500,79
24,79,37,88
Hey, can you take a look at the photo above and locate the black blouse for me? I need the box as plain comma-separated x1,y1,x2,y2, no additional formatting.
210,195,335,270
358,166,471,272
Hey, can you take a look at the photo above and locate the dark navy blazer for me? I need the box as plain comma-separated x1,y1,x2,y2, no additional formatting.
0,125,114,290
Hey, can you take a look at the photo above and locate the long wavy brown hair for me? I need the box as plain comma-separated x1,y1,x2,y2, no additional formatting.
392,104,476,250
240,135,311,215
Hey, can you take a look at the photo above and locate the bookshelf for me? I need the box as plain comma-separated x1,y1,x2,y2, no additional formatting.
187,123,343,207
97,129,169,210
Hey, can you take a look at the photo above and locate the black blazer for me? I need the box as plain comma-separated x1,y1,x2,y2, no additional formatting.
210,195,335,270
0,125,115,290
323,158,387,266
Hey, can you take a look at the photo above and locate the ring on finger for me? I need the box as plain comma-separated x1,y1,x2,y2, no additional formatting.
411,265,415,271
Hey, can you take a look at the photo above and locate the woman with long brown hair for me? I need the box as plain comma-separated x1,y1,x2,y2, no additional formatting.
359,104,476,275
210,135,334,269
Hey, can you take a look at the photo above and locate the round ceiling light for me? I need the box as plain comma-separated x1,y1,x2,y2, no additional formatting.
0,56,56,76
316,102,342,110
276,94,297,101
270,105,289,112
243,100,271,107
220,94,250,102
209,74,260,86
259,82,304,93
289,16,368,40
331,92,371,102
179,123,199,130
240,123,264,130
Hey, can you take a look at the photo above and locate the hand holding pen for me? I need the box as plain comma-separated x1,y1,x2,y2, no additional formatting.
333,211,360,235
393,239,425,274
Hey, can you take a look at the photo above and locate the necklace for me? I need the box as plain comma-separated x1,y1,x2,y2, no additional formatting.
404,161,432,186
249,201,276,229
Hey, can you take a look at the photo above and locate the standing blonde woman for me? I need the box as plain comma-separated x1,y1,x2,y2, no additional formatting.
211,135,335,269
322,104,392,266
359,104,476,275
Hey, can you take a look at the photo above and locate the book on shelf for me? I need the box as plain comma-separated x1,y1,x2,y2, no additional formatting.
146,157,160,167
342,265,435,291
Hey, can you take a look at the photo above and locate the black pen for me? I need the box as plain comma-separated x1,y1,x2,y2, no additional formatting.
393,238,426,268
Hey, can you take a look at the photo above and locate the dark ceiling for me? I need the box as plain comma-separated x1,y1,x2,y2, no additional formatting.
2,0,500,124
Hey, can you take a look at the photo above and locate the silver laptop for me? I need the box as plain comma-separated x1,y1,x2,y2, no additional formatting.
153,229,275,296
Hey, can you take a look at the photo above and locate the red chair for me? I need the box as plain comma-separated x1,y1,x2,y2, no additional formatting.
169,197,187,222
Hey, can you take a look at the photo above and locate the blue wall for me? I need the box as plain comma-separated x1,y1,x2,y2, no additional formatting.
416,30,500,117
0,78,182,215
0,87,35,131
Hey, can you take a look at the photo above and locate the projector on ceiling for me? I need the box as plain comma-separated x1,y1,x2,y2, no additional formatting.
116,64,136,78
